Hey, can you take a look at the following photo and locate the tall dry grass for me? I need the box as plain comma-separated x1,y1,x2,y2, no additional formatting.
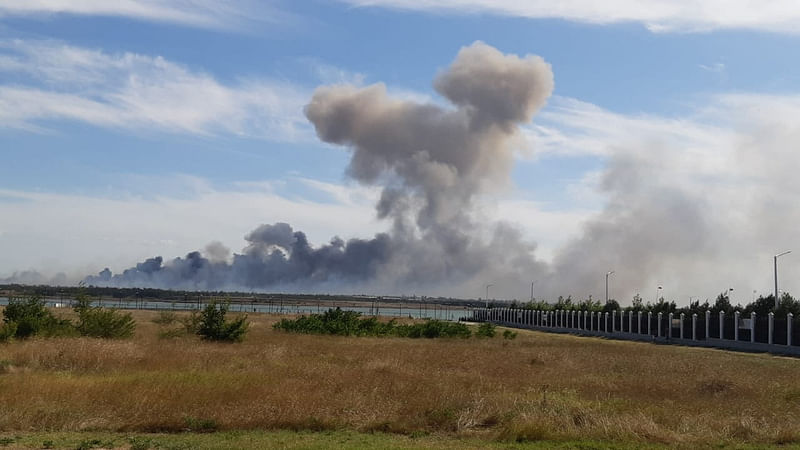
1,308,799,445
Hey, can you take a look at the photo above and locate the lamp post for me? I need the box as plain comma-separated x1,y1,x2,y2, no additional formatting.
605,271,615,304
656,285,663,303
485,284,494,308
775,251,791,310
530,280,536,302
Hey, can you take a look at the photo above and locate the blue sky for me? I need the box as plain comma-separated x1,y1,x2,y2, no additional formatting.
3,1,800,302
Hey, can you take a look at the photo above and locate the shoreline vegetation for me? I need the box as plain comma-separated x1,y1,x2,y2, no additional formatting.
1,306,800,448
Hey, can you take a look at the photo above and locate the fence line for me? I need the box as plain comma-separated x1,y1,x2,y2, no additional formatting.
467,308,800,356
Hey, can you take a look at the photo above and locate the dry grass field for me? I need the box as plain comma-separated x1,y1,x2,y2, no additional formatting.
1,308,800,448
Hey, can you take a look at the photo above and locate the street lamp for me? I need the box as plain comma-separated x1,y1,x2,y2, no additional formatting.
605,271,615,304
656,285,663,303
775,251,791,309
485,284,494,308
530,280,537,302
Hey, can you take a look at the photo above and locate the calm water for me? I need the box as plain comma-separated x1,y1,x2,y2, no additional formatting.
0,297,466,321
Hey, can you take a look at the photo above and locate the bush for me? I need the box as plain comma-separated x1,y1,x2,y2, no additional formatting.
181,311,201,334
395,320,472,339
2,296,73,339
197,300,249,342
503,329,517,340
0,322,17,342
275,308,471,339
476,322,496,338
73,296,136,339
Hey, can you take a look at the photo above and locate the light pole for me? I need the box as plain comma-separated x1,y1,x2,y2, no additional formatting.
656,285,663,303
485,284,494,308
530,281,536,302
775,251,791,309
605,271,614,304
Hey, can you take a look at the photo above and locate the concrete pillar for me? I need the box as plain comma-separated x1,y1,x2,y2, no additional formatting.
705,310,710,339
629,311,633,334
680,313,685,339
719,311,725,340
734,311,740,341
769,312,774,345
604,312,609,332
751,312,756,343
788,313,793,346
590,312,594,331
668,313,673,338
658,312,663,337
612,310,617,332
648,312,652,335
692,314,697,340
638,311,642,334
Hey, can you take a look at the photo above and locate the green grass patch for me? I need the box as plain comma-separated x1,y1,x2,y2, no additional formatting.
0,430,715,449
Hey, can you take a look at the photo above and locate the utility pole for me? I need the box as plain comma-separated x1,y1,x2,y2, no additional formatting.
775,251,791,310
605,271,615,304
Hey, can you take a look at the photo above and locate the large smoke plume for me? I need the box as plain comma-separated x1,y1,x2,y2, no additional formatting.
79,42,800,303
86,42,555,295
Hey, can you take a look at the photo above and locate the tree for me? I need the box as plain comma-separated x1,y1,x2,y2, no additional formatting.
197,300,249,342
711,292,734,314
602,299,620,313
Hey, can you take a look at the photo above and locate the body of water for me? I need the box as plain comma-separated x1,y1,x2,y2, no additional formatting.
0,297,466,321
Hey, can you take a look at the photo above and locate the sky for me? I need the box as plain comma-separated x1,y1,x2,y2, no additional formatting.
2,1,800,304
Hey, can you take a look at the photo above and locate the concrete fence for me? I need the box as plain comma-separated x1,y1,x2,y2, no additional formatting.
468,308,800,356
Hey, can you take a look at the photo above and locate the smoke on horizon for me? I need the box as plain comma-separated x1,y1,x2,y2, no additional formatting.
85,42,555,297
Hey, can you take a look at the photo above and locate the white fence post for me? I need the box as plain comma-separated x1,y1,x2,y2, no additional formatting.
658,312,663,337
768,312,774,345
720,311,725,339
705,310,710,339
788,313,793,346
679,313,685,339
734,311,739,341
648,312,653,335
638,311,642,334
612,310,617,333
605,312,609,333
668,313,673,338
751,312,756,343
629,311,633,334
692,313,697,340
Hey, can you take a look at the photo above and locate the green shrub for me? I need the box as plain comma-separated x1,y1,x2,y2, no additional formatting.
476,322,496,338
197,300,249,342
2,296,73,339
0,322,17,342
503,329,517,340
181,310,201,334
395,320,472,339
275,308,472,339
74,297,136,339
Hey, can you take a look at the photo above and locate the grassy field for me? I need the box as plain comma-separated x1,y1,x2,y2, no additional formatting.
1,308,800,448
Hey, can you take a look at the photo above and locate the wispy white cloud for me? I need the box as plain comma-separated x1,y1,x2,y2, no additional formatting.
342,0,800,34
0,40,311,140
0,0,290,31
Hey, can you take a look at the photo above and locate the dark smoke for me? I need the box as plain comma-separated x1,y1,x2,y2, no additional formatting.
86,42,555,295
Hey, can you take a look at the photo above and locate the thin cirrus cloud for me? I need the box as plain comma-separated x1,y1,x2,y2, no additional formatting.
342,0,800,34
0,40,311,140
0,0,289,31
